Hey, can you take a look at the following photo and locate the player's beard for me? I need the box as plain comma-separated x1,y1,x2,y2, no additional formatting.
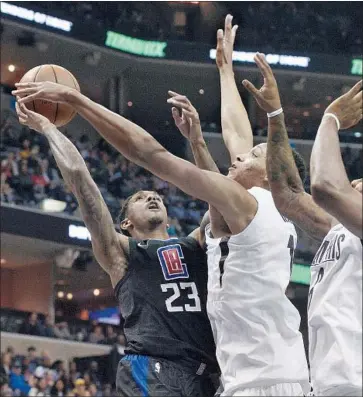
148,214,164,229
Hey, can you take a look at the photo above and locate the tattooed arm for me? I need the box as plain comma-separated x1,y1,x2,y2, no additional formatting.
267,114,332,240
15,103,128,287
243,53,332,240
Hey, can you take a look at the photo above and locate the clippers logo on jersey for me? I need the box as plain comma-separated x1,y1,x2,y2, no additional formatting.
157,244,189,280
312,233,345,266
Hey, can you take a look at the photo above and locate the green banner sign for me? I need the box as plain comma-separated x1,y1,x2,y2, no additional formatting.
351,58,362,76
105,31,167,58
291,263,311,285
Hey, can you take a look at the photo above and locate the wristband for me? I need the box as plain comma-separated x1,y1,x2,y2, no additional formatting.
323,113,340,130
267,108,283,118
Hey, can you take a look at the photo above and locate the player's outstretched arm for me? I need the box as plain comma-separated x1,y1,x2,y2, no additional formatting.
217,14,253,162
244,53,333,240
167,91,220,173
310,81,363,238
167,91,223,245
14,102,128,286
13,82,257,235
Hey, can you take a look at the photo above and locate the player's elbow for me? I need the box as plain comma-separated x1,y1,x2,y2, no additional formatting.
311,180,336,206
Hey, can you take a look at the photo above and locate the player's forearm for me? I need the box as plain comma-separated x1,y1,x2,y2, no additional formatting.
189,139,220,173
43,123,116,254
42,123,88,188
310,117,351,203
267,113,305,209
66,90,165,169
220,71,253,158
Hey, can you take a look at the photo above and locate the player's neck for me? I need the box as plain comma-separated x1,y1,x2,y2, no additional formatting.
132,227,169,241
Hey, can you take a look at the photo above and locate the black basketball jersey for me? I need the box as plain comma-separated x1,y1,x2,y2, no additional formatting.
114,236,218,373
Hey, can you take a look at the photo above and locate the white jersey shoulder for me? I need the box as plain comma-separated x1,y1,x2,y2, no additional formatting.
308,223,362,396
205,187,309,395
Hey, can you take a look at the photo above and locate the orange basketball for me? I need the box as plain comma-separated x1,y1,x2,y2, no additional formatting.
19,65,80,127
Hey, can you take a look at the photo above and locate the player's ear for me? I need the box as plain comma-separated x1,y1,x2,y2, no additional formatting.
263,174,269,189
120,218,132,233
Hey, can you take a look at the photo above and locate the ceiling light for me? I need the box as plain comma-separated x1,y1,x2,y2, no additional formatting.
66,293,73,300
199,89,204,95
0,259,6,264
8,65,15,72
93,289,100,296
57,291,64,298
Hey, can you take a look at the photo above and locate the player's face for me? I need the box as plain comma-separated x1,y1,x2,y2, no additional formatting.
351,178,362,193
228,143,267,189
127,191,168,229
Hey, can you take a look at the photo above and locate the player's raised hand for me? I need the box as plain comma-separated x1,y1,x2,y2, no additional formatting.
324,80,362,130
15,101,53,134
216,14,238,72
12,81,72,104
242,53,282,113
167,91,203,143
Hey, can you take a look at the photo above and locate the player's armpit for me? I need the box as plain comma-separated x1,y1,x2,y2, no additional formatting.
278,190,333,241
188,211,210,249
311,185,362,239
71,170,129,286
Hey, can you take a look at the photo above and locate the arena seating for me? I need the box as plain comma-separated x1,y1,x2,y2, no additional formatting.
0,342,121,396
19,1,362,54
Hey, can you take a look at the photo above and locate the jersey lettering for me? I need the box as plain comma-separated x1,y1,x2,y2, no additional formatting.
312,233,346,265
157,244,189,280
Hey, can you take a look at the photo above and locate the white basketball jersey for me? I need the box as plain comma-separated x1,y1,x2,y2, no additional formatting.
308,223,362,396
205,187,310,396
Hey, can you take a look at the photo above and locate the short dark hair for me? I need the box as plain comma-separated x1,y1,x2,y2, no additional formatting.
291,148,307,184
117,191,143,237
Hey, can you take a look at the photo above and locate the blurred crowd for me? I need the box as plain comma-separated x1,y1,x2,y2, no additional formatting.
1,106,361,241
24,1,362,54
0,344,121,396
0,112,207,236
17,312,125,347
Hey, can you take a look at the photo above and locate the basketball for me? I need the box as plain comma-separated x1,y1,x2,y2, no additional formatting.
19,65,80,127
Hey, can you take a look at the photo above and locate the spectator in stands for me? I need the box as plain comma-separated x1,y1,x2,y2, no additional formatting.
17,160,36,204
50,379,66,397
53,322,73,340
29,376,48,396
0,372,13,397
19,138,31,159
101,383,112,397
69,361,81,387
42,315,56,338
0,171,15,204
39,350,52,370
1,151,19,178
88,361,101,389
88,383,101,397
28,374,38,396
73,378,87,397
26,346,39,374
19,313,43,336
9,361,31,396
167,217,182,237
102,326,118,345
88,325,104,344
27,145,42,170
0,352,12,378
